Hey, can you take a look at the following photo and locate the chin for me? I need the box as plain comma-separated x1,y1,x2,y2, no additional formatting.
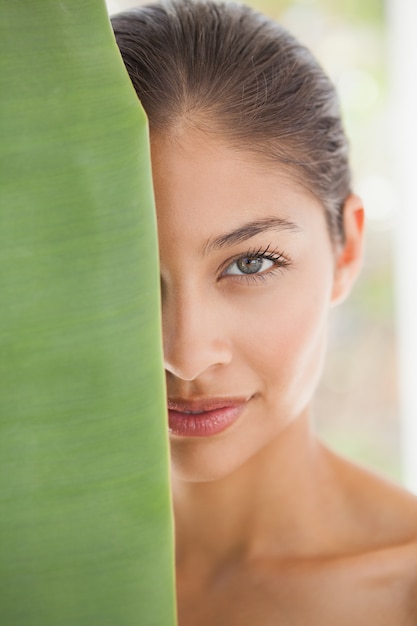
168,411,292,484
170,439,244,484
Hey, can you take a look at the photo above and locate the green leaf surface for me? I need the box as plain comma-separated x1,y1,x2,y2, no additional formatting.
0,1,176,624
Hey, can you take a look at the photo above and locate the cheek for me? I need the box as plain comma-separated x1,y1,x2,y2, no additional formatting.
234,271,333,410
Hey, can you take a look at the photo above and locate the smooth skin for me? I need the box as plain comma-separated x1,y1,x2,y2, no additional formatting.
151,127,417,625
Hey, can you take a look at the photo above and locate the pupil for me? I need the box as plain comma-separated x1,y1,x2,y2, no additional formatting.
237,257,263,274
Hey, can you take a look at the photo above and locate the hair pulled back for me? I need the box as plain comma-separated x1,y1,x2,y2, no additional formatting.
111,0,351,240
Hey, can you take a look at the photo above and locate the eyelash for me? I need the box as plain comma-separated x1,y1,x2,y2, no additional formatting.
219,244,291,285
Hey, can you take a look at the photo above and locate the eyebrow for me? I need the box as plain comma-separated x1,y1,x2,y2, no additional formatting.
204,216,302,253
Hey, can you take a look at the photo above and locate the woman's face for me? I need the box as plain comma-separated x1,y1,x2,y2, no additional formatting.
150,129,344,482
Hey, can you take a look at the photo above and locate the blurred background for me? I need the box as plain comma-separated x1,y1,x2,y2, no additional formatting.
106,0,417,490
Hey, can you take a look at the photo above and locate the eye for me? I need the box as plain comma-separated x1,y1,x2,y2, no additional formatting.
225,255,274,276
220,245,291,283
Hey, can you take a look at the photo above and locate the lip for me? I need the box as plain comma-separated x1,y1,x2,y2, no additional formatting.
167,397,249,437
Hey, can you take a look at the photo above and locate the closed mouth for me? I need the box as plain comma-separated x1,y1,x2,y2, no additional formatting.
167,396,250,437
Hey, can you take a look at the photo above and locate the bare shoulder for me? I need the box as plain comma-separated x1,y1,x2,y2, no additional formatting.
318,443,417,544
322,442,417,540
313,444,417,622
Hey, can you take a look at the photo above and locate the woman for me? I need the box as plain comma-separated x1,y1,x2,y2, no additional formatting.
112,1,417,623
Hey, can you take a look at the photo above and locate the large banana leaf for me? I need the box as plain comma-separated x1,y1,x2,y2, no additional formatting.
0,1,176,624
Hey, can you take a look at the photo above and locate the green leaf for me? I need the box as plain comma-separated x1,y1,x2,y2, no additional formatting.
0,1,176,624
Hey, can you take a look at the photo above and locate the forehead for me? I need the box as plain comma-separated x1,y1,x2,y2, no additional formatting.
150,128,326,240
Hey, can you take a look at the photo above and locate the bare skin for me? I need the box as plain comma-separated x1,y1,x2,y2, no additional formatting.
174,418,417,625
151,127,417,625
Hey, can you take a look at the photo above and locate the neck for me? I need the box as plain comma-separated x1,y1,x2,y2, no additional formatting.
172,413,339,574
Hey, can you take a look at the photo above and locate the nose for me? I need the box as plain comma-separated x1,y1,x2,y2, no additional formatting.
162,286,232,382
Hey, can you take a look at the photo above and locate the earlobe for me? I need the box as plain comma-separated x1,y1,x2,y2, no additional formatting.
331,194,365,306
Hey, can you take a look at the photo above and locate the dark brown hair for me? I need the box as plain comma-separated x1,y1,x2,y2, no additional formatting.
111,0,351,240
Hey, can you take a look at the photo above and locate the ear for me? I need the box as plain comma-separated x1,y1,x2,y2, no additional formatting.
331,194,365,306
